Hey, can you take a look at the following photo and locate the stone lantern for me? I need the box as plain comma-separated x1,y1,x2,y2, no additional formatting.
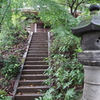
72,4,100,100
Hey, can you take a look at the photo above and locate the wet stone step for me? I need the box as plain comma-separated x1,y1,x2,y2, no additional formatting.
29,44,48,46
29,48,48,50
30,41,48,43
22,69,45,74
31,37,47,39
31,40,48,42
31,39,48,41
20,74,48,80
30,42,48,44
25,61,48,65
28,51,48,53
32,34,47,36
31,41,48,43
26,57,46,61
28,49,48,52
19,80,45,86
27,52,48,55
27,54,48,57
29,45,48,48
23,65,49,69
17,86,49,93
15,93,44,100
32,35,47,37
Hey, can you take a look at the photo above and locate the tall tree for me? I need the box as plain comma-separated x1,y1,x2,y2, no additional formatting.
51,0,100,17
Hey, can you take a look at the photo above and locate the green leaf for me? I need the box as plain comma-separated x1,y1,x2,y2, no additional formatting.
65,88,75,100
63,81,72,89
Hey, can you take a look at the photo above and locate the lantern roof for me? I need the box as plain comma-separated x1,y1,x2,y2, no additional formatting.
72,4,100,37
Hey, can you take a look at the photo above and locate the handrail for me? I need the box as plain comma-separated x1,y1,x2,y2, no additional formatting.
12,31,34,100
48,32,51,68
48,32,52,87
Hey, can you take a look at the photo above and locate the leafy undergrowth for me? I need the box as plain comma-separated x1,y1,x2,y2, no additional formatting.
0,30,29,98
35,32,84,100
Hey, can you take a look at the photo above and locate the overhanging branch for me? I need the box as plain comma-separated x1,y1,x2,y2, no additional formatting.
0,0,11,23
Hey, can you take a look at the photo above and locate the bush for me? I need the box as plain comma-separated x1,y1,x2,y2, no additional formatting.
1,55,20,79
0,89,7,99
0,90,11,100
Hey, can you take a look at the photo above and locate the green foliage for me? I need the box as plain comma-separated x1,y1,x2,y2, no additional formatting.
42,56,83,100
1,55,20,79
33,0,84,100
0,89,11,100
0,0,30,50
0,22,29,50
33,0,79,30
0,90,7,99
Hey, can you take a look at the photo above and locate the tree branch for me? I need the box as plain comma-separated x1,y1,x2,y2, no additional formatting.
70,0,77,15
73,0,85,17
0,0,11,23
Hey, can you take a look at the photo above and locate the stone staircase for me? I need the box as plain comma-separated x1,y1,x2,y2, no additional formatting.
13,32,50,100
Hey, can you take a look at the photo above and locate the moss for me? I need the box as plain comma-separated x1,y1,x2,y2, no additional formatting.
73,16,92,29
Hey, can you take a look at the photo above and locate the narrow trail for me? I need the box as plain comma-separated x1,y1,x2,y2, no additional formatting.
13,27,51,100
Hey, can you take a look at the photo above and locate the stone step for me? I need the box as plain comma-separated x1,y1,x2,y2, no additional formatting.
22,69,45,74
15,93,44,100
31,41,48,43
27,54,48,57
27,52,48,57
31,39,48,41
17,86,49,93
25,61,48,65
32,39,48,41
23,65,49,69
30,43,48,45
33,34,47,36
32,35,47,37
19,80,45,86
29,44,48,48
32,37,47,39
32,34,47,36
28,48,48,52
28,51,48,53
26,57,46,61
20,74,48,80
31,40,48,42
33,33,47,35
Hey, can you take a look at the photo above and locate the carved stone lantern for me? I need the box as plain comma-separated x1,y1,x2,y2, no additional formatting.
72,4,100,100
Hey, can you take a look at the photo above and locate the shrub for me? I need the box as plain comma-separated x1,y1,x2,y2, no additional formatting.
0,89,7,99
0,89,12,100
1,55,20,79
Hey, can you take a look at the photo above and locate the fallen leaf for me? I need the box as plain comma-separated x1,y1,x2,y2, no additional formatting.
18,92,22,95
30,85,34,87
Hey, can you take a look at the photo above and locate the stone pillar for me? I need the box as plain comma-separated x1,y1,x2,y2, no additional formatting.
78,51,100,100
72,4,100,100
